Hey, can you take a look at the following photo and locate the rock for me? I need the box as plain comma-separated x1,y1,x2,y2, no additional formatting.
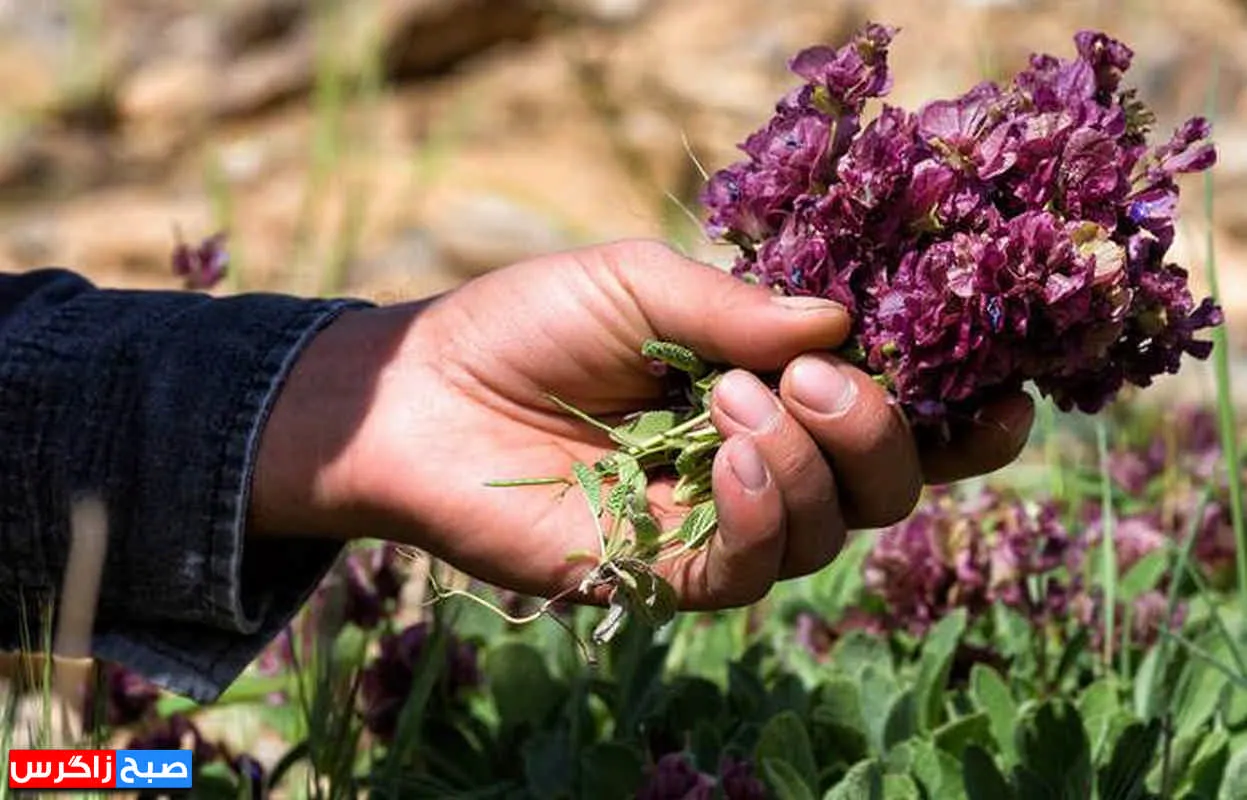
423,191,572,276
549,0,654,24
120,59,216,125
212,29,317,118
215,0,307,56
380,0,547,80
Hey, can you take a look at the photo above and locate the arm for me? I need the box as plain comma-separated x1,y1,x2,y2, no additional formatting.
0,268,371,702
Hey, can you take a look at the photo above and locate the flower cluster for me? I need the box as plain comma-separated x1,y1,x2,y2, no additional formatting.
81,661,162,730
845,401,1238,654
358,621,481,741
1103,405,1238,583
861,488,1082,635
337,541,407,631
703,25,1220,430
637,752,767,800
126,713,266,794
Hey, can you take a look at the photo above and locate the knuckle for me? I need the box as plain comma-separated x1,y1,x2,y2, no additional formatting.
600,238,678,271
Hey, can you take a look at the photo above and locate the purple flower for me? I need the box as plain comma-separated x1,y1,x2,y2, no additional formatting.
127,714,216,765
637,753,714,800
82,662,161,730
701,26,1219,432
172,230,229,290
717,756,768,800
863,489,1082,634
334,542,408,631
358,622,480,741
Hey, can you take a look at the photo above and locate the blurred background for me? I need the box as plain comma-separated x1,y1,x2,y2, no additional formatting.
0,0,1242,334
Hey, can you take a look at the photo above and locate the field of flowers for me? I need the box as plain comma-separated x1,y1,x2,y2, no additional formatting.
2,2,1247,799
6,386,1245,799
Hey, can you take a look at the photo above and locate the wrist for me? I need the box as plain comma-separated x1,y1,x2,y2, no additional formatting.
247,305,395,541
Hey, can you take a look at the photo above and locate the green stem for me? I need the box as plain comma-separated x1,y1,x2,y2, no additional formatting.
1198,53,1247,609
629,410,715,453
1096,421,1117,672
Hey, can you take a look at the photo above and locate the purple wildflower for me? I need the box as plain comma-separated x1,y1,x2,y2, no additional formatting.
358,621,481,741
863,488,1082,634
717,756,769,800
172,229,229,290
636,753,714,800
333,542,408,631
82,662,161,730
702,26,1220,432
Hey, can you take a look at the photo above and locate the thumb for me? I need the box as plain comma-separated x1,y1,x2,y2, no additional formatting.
599,240,852,371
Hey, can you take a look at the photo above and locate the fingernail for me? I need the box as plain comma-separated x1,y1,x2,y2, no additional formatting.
716,371,780,431
727,436,769,491
789,356,857,416
771,295,846,314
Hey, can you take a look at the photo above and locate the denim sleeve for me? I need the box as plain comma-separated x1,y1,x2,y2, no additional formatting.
0,268,373,703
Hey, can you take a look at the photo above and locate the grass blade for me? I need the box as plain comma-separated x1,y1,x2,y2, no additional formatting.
1096,420,1118,671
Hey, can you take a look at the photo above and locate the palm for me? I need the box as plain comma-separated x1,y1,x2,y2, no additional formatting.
379,253,707,601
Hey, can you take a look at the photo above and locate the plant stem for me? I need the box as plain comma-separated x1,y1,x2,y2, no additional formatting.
1199,58,1247,607
1096,420,1117,672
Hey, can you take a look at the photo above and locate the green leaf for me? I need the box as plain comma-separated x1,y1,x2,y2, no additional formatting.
572,461,603,519
1133,645,1164,722
614,410,680,445
1178,724,1229,800
823,759,884,800
764,758,818,800
612,560,678,629
1175,659,1230,741
934,712,993,761
1219,744,1247,800
861,664,901,756
1118,549,1170,602
1014,701,1093,799
909,739,966,800
756,711,819,795
677,500,718,548
1097,718,1162,800
971,664,1017,765
578,742,645,800
523,727,576,799
1078,678,1121,760
882,774,923,799
1227,682,1247,729
915,610,968,732
883,689,918,751
642,339,708,378
835,632,895,682
812,677,870,766
962,745,1013,800
486,642,563,730
675,439,718,477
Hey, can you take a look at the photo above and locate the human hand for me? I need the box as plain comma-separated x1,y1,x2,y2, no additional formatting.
251,240,1035,608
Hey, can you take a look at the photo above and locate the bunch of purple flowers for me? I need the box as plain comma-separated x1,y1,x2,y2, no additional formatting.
861,488,1083,636
703,25,1221,430
637,752,767,800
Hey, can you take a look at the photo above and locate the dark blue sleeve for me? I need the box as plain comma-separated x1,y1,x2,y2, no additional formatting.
0,268,372,702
